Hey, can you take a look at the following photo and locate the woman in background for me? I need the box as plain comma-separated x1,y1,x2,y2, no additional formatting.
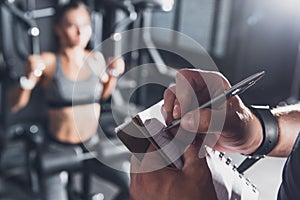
9,1,129,199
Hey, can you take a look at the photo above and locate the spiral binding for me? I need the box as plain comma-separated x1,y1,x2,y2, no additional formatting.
210,148,258,194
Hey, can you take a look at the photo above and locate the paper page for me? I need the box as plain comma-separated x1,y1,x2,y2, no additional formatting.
136,100,165,125
206,147,259,200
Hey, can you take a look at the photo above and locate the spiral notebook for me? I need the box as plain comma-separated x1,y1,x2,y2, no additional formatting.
116,100,258,199
206,147,258,199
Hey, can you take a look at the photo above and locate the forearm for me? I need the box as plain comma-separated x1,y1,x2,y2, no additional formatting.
268,104,300,157
9,85,32,112
231,104,300,158
101,76,118,100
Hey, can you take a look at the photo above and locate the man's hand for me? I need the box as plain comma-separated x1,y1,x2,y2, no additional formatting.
163,69,263,154
130,144,217,200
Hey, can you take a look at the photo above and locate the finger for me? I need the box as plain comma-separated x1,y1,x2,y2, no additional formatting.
160,105,175,125
163,85,176,113
194,70,230,93
181,108,229,150
175,69,202,114
181,108,226,134
161,105,167,121
178,70,231,109
181,109,210,133
173,98,181,119
163,86,177,124
175,70,193,114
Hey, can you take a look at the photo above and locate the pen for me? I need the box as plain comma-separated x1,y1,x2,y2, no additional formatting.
164,71,265,131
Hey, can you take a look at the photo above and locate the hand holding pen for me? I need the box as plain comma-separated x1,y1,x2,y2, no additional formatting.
162,69,265,154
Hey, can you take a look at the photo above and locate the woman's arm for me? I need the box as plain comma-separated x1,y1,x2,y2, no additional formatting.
101,57,125,100
9,53,53,112
9,83,35,112
9,55,42,112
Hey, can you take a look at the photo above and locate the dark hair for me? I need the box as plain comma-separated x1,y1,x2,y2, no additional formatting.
54,0,89,25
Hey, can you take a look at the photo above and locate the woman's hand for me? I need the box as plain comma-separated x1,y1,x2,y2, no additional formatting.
100,57,125,99
100,56,125,83
106,57,125,78
24,55,46,85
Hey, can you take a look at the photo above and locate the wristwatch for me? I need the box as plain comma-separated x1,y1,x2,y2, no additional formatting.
237,105,279,173
248,105,279,157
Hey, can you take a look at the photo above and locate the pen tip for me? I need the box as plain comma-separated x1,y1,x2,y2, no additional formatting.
260,70,266,75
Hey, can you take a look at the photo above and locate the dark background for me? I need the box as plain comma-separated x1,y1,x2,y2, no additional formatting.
2,0,300,124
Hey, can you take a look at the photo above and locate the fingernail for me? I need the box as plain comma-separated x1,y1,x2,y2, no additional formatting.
161,106,167,120
173,104,180,119
182,112,196,131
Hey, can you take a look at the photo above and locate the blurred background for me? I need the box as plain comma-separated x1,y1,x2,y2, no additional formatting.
0,0,299,199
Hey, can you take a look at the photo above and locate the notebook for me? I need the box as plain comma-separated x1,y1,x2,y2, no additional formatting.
116,100,258,199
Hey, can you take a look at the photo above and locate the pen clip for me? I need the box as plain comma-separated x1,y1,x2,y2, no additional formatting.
228,71,265,97
230,82,254,96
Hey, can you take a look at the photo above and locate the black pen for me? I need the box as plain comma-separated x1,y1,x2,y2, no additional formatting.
164,71,265,131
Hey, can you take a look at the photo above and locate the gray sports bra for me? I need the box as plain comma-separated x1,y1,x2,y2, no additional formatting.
45,54,103,108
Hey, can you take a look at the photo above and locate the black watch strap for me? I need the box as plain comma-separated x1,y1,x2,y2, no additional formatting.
237,105,279,173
